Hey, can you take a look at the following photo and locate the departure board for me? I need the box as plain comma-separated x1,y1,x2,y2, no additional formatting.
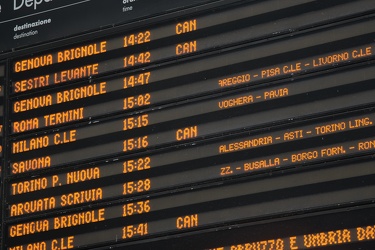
1,0,375,249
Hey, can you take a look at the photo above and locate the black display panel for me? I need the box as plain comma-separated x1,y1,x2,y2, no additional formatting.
1,0,375,249
5,165,375,248
0,63,4,248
